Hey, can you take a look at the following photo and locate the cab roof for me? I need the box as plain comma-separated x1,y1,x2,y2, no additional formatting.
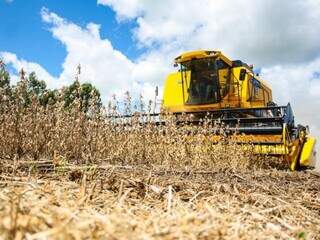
174,50,233,66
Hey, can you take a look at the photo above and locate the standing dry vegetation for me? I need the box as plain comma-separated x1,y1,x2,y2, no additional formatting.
0,64,319,239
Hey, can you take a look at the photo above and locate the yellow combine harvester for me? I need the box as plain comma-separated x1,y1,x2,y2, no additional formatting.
161,50,317,170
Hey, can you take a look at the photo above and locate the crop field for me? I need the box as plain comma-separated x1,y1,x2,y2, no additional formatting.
1,161,320,240
0,79,319,240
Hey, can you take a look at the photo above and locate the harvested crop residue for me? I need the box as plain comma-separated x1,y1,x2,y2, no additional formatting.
0,162,319,239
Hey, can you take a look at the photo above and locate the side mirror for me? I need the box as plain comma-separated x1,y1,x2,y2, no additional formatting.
239,69,246,81
173,62,178,68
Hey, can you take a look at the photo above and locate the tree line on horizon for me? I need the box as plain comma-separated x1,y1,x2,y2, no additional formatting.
0,60,102,113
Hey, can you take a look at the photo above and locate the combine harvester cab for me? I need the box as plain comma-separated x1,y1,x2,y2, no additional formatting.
162,50,317,170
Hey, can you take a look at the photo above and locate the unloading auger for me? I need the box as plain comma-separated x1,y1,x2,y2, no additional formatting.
159,50,317,170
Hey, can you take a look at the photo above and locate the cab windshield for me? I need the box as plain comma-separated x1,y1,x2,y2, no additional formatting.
181,58,226,105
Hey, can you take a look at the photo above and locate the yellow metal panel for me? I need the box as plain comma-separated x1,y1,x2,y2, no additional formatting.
174,50,217,63
299,137,317,167
209,135,283,144
162,72,190,112
175,50,233,66
253,144,288,155
230,134,283,143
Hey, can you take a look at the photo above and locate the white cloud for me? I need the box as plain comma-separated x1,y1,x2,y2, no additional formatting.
101,0,320,66
41,7,135,98
0,51,58,87
98,0,143,20
261,59,320,155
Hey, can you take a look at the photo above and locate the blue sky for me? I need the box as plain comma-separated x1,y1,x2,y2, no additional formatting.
0,0,142,77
